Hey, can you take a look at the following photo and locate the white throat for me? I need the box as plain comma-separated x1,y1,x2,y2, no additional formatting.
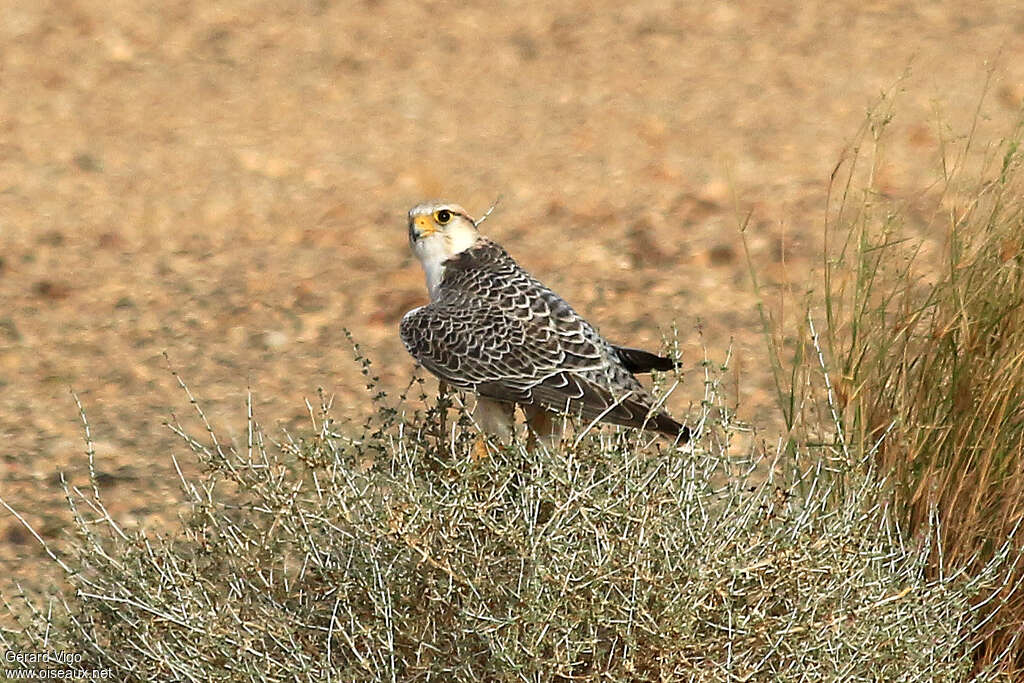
413,230,479,301
415,237,449,300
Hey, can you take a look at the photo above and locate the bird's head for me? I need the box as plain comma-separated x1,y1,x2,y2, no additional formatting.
407,201,479,254
407,201,481,299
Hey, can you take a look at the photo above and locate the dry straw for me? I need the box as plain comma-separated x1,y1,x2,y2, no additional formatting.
1,334,1018,680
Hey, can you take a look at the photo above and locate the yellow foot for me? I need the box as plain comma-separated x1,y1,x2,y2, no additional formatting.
471,436,491,462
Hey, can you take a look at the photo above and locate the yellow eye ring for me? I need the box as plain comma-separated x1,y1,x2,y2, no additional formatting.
435,209,452,225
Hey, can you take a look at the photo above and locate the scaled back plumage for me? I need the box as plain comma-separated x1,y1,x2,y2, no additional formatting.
400,213,688,442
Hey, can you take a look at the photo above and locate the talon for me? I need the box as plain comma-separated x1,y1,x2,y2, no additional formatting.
472,437,491,462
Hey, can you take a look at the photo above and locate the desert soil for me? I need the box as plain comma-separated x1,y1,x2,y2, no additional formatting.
1,0,1023,602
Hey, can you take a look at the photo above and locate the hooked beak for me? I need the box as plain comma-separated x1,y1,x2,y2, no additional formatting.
409,214,436,243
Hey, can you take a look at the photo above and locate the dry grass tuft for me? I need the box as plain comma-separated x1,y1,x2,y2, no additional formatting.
752,93,1024,675
1,340,1018,680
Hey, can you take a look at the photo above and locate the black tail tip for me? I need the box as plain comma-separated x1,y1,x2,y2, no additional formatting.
677,425,691,443
616,346,680,374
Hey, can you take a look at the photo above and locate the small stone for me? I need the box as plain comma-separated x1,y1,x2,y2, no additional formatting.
708,243,736,266
38,229,64,246
73,153,102,172
293,281,325,312
104,32,134,62
511,32,539,61
997,83,1024,111
98,231,125,249
263,330,288,349
628,215,674,266
671,192,722,225
3,522,30,546
32,280,71,300
0,317,21,341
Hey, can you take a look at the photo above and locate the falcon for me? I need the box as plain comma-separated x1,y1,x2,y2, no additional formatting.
399,201,689,454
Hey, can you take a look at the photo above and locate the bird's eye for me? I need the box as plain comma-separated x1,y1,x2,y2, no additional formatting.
435,209,452,224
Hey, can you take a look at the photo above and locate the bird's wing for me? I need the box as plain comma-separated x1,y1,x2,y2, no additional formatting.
399,299,601,403
399,239,675,433
520,367,680,434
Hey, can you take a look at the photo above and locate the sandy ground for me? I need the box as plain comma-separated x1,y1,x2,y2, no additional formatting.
1,0,1023,600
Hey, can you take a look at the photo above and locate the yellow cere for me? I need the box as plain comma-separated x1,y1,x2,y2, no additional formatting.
414,214,437,237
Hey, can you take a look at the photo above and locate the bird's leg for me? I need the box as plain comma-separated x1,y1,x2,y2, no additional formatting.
472,398,515,461
471,437,490,462
524,405,560,453
436,380,450,462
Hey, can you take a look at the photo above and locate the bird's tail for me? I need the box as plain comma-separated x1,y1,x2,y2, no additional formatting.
615,346,680,374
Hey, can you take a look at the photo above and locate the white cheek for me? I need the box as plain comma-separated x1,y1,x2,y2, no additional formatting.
446,226,478,255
